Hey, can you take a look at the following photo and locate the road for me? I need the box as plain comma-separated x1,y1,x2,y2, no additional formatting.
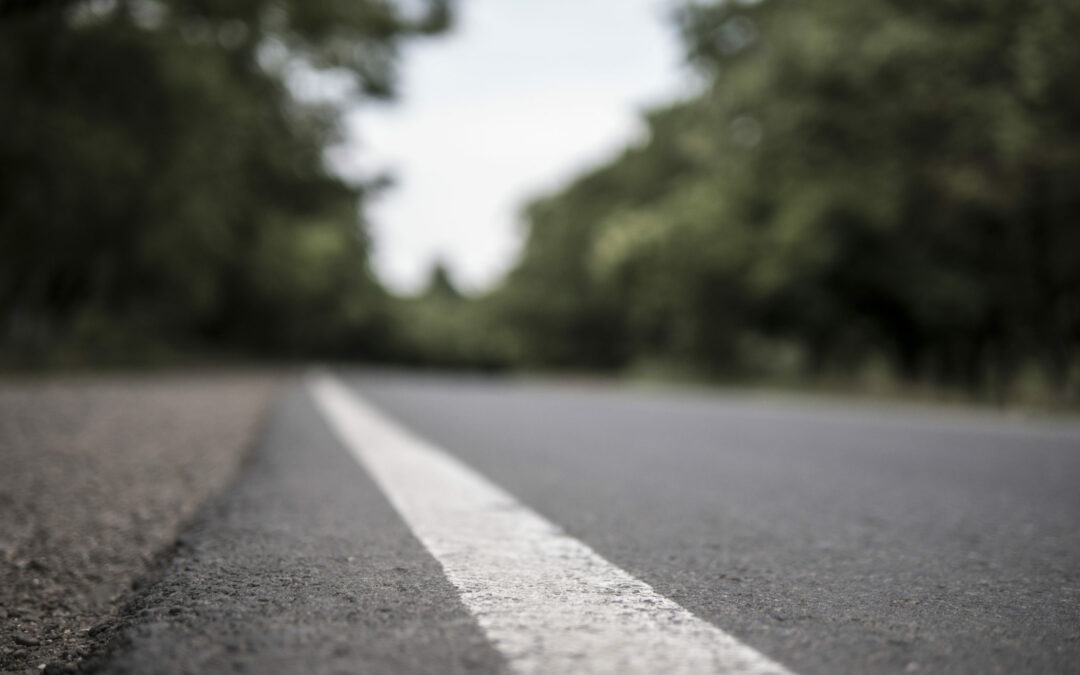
99,370,1080,674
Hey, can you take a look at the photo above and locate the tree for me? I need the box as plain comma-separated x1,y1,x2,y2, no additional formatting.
0,0,453,364
494,0,1080,398
424,260,463,301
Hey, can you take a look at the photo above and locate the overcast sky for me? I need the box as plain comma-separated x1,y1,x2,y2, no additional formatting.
339,0,691,294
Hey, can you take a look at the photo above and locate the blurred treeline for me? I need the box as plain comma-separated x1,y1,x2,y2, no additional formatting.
485,0,1080,401
3,0,1079,403
0,0,449,364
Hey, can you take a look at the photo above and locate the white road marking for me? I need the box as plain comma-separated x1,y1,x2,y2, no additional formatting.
310,374,795,675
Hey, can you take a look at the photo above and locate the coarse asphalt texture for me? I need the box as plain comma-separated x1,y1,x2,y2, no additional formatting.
100,387,507,675
0,373,280,675
91,370,1080,673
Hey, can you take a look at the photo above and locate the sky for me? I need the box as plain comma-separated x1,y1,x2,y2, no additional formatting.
337,0,692,294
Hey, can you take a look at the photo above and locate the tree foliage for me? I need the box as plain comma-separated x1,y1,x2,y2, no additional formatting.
6,0,1079,399
495,0,1080,398
0,0,450,363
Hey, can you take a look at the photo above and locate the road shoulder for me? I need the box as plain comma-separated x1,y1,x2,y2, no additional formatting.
0,372,281,674
96,387,507,675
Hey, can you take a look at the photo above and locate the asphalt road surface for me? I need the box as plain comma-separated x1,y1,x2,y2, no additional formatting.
99,370,1080,674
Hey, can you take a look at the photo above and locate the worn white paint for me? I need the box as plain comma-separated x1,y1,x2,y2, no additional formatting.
310,374,794,675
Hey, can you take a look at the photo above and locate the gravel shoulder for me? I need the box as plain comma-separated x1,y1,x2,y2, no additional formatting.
98,386,506,675
0,371,283,674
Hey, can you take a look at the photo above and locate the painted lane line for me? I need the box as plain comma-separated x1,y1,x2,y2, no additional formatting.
310,374,794,675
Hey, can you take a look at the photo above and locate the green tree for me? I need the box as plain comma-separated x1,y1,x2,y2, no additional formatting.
495,0,1080,398
0,0,451,364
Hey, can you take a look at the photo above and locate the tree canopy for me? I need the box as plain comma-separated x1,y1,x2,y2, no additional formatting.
494,0,1080,399
0,0,451,363
4,0,1077,402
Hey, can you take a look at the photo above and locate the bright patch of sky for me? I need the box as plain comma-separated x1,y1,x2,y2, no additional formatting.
336,0,692,294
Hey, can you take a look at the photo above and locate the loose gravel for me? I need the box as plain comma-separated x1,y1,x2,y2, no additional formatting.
0,372,282,674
